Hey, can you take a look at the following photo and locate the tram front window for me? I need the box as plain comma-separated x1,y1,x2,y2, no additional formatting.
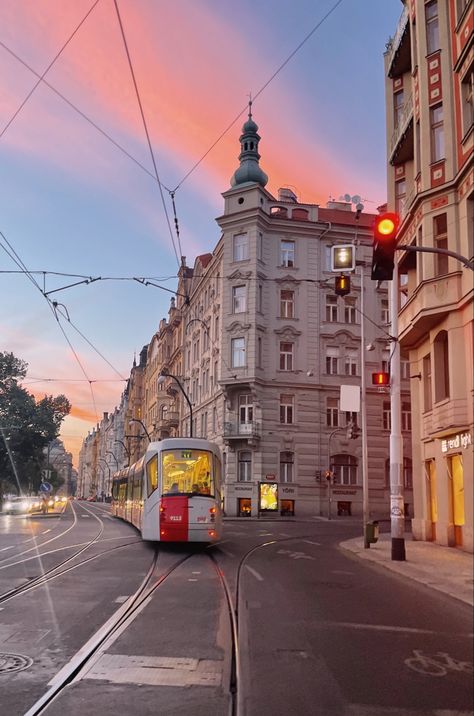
162,449,214,496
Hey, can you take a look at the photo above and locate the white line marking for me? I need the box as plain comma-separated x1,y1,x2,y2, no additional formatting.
319,621,470,635
245,565,264,582
42,529,51,534
0,546,14,552
218,548,235,557
188,578,198,582
302,540,321,546
114,596,129,603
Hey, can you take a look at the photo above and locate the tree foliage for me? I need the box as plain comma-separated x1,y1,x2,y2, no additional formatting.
0,352,71,496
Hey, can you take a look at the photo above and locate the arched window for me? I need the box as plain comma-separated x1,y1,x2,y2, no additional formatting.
433,330,449,402
270,206,288,218
238,451,252,482
331,454,358,485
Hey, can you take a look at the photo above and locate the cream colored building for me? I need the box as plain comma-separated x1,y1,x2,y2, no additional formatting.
385,0,473,551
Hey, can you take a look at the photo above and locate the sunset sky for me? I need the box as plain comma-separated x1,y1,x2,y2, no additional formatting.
0,0,401,465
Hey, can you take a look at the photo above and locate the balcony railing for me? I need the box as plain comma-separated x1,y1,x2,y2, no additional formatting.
390,92,414,161
386,4,409,74
156,411,179,429
223,421,261,439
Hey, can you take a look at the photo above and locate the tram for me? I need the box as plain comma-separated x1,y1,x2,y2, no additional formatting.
111,438,223,543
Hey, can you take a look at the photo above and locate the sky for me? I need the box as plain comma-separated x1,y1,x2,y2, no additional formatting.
0,0,402,467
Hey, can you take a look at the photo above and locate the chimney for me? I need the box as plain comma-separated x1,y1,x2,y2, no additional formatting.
278,187,297,203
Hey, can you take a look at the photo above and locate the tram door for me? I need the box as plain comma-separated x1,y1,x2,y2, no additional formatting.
448,454,464,547
425,460,437,541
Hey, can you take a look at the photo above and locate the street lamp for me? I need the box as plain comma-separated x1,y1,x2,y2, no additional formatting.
106,450,119,470
129,418,151,442
98,459,111,500
158,369,193,437
115,439,130,460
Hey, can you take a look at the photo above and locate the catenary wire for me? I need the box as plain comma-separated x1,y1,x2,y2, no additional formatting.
112,0,182,269
172,0,345,192
0,0,101,139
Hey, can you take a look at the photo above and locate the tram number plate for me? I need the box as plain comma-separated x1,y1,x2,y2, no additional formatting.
169,515,182,521
197,516,207,523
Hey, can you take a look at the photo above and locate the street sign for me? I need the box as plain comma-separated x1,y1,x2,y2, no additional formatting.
39,482,52,493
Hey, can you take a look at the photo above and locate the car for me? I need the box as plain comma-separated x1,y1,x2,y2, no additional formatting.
2,496,42,515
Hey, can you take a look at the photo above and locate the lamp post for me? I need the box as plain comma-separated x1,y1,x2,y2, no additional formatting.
129,418,151,442
98,459,111,500
115,439,130,460
106,450,119,470
158,369,193,437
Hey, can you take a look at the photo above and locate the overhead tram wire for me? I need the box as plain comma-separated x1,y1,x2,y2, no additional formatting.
172,0,345,193
0,0,102,139
112,0,183,273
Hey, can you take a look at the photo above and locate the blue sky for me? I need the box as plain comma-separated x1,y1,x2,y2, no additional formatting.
0,0,402,462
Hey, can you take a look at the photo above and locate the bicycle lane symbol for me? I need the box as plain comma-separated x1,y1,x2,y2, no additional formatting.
404,650,474,677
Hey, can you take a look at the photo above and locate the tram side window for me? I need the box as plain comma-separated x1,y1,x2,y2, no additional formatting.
134,468,143,501
147,454,158,497
127,470,134,502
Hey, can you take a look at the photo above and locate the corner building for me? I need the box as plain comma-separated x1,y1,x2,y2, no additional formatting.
384,0,473,551
191,111,413,518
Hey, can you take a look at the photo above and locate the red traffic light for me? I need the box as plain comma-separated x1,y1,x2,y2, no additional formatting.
372,372,390,386
374,212,399,241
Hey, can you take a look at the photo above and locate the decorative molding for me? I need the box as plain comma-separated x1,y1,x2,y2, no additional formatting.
274,325,302,337
275,274,301,285
226,320,252,333
228,268,252,280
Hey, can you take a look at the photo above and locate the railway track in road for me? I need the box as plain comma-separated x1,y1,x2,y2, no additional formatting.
0,501,138,604
22,532,318,716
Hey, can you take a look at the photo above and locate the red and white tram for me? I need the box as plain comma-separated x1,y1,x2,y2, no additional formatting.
111,438,223,543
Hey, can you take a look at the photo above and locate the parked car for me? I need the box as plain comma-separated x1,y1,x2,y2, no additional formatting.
3,496,42,515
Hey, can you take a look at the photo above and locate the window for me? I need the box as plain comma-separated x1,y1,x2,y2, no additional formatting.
232,285,246,313
231,337,245,368
280,394,294,424
433,330,449,402
280,240,295,267
280,451,294,483
433,213,448,275
233,233,249,261
279,342,293,371
403,458,413,489
326,397,339,427
423,353,432,411
344,349,358,376
238,451,252,482
430,104,444,162
402,402,412,431
326,347,338,375
214,316,219,342
344,297,357,324
257,232,263,261
200,412,207,438
425,0,439,55
345,411,357,426
257,336,263,368
381,298,389,324
214,360,218,388
212,407,217,433
331,454,358,485
326,295,338,322
383,401,391,431
280,289,295,318
461,71,473,137
382,349,390,374
257,284,263,312
401,355,410,380
395,178,406,217
394,89,404,127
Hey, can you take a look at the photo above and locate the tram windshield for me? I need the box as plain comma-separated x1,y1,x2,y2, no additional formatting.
161,449,214,496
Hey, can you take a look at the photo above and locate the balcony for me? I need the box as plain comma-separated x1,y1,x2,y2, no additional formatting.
386,4,411,78
398,272,465,346
223,421,261,445
390,94,414,164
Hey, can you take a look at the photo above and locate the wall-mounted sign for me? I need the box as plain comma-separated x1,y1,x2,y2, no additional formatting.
441,431,472,454
234,484,254,494
265,474,276,480
280,485,298,497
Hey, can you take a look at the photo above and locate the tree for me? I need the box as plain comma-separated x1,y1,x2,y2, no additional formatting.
0,352,71,497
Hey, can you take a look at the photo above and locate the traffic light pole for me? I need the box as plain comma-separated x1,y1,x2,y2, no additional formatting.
389,261,406,561
359,264,370,548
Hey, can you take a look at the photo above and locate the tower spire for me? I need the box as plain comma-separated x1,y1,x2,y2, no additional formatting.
230,100,268,188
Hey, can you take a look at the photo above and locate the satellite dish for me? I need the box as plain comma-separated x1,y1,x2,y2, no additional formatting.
352,195,361,205
343,193,351,202
356,203,364,212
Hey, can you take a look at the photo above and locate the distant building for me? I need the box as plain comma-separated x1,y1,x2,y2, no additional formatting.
384,0,473,551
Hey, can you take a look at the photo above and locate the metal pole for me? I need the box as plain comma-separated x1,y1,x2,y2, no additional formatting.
327,428,340,520
170,374,193,437
390,262,406,560
360,265,370,547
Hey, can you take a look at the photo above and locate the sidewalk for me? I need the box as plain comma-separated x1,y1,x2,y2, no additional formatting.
339,533,474,606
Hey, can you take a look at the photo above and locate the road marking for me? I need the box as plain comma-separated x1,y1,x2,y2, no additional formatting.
81,515,90,518
191,571,201,575
0,546,14,552
277,549,315,561
302,540,321,546
319,621,473,636
217,547,235,557
188,578,198,582
245,565,264,582
42,529,51,534
114,596,129,603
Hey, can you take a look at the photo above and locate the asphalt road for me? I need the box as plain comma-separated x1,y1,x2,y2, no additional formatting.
0,508,472,716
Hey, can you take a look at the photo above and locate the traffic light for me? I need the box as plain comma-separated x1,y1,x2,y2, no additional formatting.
331,244,355,272
346,421,360,439
371,212,400,281
372,371,390,386
335,274,350,296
